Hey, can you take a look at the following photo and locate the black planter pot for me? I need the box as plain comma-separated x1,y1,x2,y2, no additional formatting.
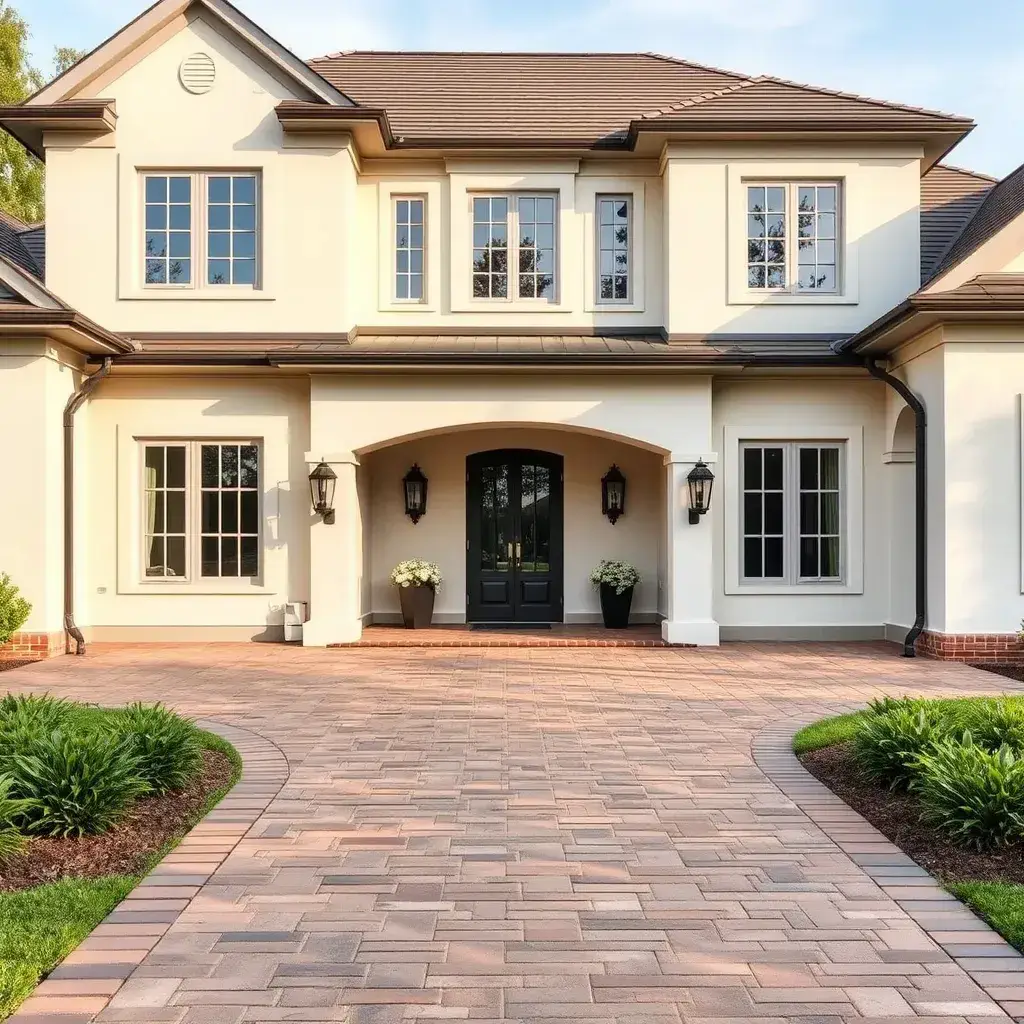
398,585,435,628
599,583,633,629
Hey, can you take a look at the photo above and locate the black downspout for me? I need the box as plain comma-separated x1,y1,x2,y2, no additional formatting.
864,359,926,657
63,357,113,655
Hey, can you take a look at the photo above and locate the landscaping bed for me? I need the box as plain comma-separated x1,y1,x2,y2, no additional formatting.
0,695,240,1018
794,695,1024,952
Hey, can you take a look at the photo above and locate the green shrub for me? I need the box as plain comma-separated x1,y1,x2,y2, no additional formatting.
958,699,1024,753
0,575,31,646
0,777,32,862
913,737,1024,850
111,703,203,795
867,695,924,717
0,695,73,773
9,729,149,837
854,704,950,789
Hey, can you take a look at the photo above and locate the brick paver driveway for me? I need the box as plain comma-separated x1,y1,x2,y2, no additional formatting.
4,641,1024,1023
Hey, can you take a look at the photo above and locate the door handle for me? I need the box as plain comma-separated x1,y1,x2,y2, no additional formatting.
515,542,521,566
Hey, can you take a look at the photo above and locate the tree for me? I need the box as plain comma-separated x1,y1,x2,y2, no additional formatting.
0,2,85,224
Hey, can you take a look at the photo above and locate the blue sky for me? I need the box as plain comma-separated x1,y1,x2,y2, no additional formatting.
21,0,1024,177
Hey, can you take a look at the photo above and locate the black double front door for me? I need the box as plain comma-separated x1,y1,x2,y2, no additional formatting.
466,449,564,623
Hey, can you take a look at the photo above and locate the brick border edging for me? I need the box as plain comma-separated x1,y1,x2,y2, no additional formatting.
8,718,290,1023
752,715,1024,1021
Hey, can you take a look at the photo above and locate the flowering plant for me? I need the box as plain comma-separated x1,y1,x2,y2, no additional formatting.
589,560,641,595
390,559,442,591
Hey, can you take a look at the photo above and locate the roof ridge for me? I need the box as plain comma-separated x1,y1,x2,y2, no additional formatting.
310,49,722,59
639,78,755,120
750,73,972,123
933,161,998,183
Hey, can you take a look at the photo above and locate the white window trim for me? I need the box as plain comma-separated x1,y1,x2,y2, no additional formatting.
376,181,442,312
724,425,864,595
467,191,560,306
726,163,858,306
137,170,265,297
136,438,265,590
738,442,846,586
594,193,633,306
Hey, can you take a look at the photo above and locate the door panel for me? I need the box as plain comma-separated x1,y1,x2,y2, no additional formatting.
467,449,563,622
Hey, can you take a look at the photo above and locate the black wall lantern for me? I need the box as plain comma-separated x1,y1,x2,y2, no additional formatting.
601,464,626,524
309,461,337,524
403,464,428,524
687,459,714,525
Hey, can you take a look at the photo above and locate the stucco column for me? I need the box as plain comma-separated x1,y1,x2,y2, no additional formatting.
303,451,363,646
661,456,719,646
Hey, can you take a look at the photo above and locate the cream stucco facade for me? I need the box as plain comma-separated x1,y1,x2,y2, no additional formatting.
3,0,1024,658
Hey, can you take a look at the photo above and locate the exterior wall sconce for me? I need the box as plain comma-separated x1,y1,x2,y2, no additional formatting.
309,461,337,525
601,464,626,524
403,464,428,523
687,459,714,525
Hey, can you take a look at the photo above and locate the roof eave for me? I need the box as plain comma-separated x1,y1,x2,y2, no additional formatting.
0,309,136,355
0,100,117,161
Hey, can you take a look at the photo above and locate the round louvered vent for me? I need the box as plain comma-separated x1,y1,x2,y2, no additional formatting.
179,52,215,94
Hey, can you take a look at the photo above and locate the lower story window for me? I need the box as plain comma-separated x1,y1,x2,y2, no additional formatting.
142,441,260,582
741,441,843,584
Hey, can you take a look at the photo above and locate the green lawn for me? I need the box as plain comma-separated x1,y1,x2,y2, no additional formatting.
792,694,1024,755
0,723,241,1019
794,693,1024,953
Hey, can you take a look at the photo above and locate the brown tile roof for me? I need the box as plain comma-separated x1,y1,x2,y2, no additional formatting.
306,52,745,143
304,53,970,146
920,164,995,282
639,75,970,127
927,160,1024,282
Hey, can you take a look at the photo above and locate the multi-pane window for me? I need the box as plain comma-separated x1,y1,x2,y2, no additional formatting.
517,196,555,299
207,175,258,286
145,176,192,285
143,445,187,577
200,444,260,578
472,196,509,298
597,195,631,302
741,442,844,584
472,194,556,301
395,197,425,301
746,182,840,292
140,441,260,582
142,172,259,290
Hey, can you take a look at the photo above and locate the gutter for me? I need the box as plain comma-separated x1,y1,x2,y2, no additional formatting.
63,357,112,655
864,360,926,657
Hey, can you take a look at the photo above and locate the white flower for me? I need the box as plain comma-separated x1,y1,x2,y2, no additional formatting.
391,559,443,592
590,559,641,595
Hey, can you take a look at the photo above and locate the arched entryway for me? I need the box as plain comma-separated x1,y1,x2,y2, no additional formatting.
466,449,564,623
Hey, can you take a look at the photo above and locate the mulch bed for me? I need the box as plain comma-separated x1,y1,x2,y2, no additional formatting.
0,749,234,892
801,741,1024,884
0,661,35,674
972,663,1024,686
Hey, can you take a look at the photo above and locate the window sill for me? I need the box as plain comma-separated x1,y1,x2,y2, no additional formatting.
120,581,276,596
586,302,647,314
729,291,857,307
725,581,863,596
120,290,275,302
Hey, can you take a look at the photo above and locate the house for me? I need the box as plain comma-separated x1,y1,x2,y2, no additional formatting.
0,0,1022,660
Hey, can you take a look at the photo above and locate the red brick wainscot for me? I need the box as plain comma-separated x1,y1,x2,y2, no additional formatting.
0,631,67,661
916,630,1024,662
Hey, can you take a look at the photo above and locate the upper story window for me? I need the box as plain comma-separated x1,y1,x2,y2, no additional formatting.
394,197,425,301
746,182,839,293
472,194,556,302
143,172,260,290
597,195,631,303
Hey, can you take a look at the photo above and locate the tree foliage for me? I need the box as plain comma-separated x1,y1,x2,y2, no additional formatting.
0,3,85,223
